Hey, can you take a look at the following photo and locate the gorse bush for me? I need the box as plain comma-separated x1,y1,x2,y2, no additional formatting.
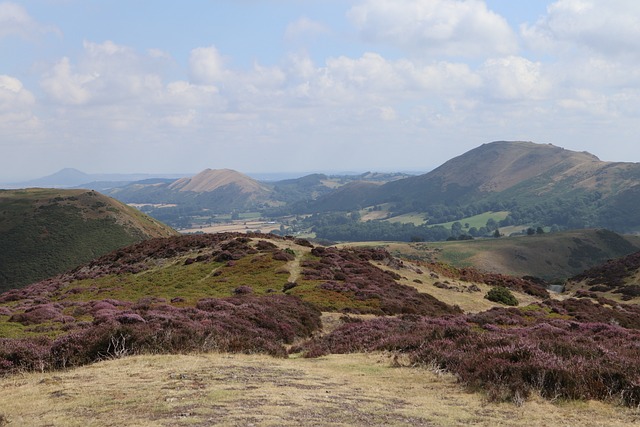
485,286,519,306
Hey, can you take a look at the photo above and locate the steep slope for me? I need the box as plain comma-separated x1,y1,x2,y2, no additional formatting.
0,188,177,291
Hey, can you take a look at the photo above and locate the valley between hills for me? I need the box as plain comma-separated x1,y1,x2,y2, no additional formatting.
2,140,640,425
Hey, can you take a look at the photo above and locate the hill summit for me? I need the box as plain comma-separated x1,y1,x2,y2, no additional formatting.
169,168,270,195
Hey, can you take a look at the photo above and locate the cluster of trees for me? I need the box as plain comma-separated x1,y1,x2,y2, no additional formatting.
307,213,508,243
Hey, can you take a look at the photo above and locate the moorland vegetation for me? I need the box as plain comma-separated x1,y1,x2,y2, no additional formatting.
1,232,640,411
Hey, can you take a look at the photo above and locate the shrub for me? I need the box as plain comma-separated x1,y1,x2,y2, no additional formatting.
485,287,519,306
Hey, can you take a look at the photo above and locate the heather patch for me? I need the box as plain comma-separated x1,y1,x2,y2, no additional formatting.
1,294,321,374
299,305,640,407
294,247,461,316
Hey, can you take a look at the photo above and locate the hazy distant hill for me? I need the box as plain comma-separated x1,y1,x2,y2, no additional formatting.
4,168,189,190
106,169,412,219
0,188,177,291
107,169,275,213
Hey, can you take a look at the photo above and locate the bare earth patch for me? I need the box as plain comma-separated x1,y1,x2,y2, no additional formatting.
1,352,638,426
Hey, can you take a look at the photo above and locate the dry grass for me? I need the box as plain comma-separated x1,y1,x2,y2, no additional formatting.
374,260,543,313
0,352,637,426
181,220,282,234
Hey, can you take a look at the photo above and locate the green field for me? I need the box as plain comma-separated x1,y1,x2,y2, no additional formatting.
433,211,510,229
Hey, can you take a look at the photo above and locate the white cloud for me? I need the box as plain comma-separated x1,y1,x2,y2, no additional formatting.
40,57,96,105
188,46,228,85
480,56,550,101
0,2,59,40
285,17,330,42
0,75,40,143
348,0,518,57
522,0,640,59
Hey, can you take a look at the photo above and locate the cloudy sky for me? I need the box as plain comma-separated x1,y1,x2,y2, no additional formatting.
2,0,640,181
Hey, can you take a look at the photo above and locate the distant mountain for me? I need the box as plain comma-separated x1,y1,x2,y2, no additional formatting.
169,168,271,195
0,188,178,291
6,168,189,190
106,169,275,213
107,169,413,215
22,168,93,188
308,141,640,232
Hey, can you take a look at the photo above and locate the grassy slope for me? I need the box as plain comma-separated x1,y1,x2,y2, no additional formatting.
0,188,177,291
346,229,640,281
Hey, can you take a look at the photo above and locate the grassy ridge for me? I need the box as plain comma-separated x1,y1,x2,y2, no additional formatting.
0,188,177,291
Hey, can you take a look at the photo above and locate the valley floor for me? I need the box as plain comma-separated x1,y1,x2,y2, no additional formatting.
0,352,637,426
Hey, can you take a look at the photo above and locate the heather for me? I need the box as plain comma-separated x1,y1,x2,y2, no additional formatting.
0,233,462,374
0,294,321,374
299,304,640,408
295,246,461,316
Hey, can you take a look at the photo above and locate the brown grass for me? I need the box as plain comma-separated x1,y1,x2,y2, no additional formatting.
373,260,544,313
0,352,637,426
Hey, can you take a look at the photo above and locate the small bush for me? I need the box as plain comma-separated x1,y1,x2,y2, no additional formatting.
485,287,519,306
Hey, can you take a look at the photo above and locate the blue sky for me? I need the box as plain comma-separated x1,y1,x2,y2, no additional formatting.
2,0,640,181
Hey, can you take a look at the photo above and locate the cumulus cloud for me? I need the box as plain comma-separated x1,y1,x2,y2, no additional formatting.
0,2,59,40
348,0,518,57
522,0,640,59
40,57,96,105
480,56,550,101
40,41,172,106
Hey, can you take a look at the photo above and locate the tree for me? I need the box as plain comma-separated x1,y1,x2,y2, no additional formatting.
493,229,501,238
527,227,535,235
536,227,545,234
451,221,463,236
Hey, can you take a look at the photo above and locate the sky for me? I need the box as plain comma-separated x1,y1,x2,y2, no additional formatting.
2,0,640,181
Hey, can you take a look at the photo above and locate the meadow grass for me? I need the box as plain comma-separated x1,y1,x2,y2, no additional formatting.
0,352,637,427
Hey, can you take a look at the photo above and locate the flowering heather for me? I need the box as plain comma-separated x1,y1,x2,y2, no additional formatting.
0,294,321,374
299,305,640,407
300,246,461,316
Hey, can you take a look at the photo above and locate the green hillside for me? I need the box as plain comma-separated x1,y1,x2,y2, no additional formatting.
0,188,177,291
302,142,640,240
344,229,640,281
